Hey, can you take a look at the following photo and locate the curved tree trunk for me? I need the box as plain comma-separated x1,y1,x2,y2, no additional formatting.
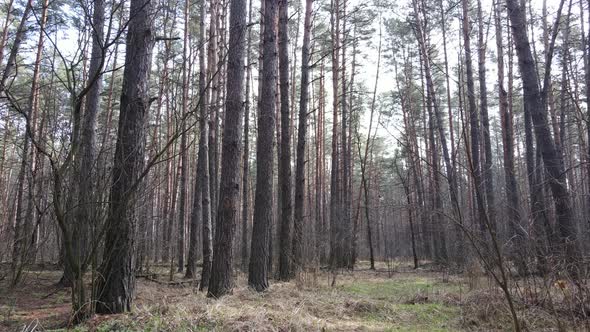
506,0,580,268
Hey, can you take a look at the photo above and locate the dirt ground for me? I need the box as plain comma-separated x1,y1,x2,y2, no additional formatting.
0,261,587,331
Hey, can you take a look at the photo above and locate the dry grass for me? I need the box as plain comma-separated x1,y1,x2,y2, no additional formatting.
81,265,464,331
2,261,590,331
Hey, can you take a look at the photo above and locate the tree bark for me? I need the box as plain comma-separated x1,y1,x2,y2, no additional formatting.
248,0,278,292
506,0,580,266
95,0,154,313
494,0,526,274
277,0,293,281
186,0,208,281
477,0,497,233
293,0,313,274
207,0,247,298
241,0,253,273
176,0,192,274
462,0,487,237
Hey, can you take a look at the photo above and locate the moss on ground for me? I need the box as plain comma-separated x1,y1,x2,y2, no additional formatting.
336,277,462,331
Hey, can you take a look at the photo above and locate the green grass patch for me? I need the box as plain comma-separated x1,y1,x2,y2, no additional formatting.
339,278,462,331
342,277,461,300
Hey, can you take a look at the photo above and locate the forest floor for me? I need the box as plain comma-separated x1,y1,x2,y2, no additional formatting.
0,261,586,331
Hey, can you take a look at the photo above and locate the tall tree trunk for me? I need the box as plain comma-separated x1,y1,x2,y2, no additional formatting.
248,0,278,291
11,0,48,285
199,137,213,290
95,0,154,313
439,0,455,170
70,0,106,317
277,0,293,281
186,0,208,280
341,0,352,270
207,0,247,298
494,0,526,274
208,0,220,228
198,58,213,291
412,0,455,263
583,0,590,243
329,0,346,269
176,0,191,274
358,20,382,270
477,0,497,233
462,0,487,237
241,0,253,272
506,0,580,267
293,0,312,274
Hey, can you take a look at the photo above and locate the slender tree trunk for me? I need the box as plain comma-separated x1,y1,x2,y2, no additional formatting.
0,0,14,67
477,0,497,233
241,0,253,272
329,0,347,269
277,0,293,281
11,0,48,285
583,0,590,242
293,0,312,274
208,0,220,228
0,0,32,92
175,0,192,274
186,0,208,280
412,0,454,263
341,0,352,269
198,84,213,291
439,0,455,170
494,0,526,274
462,0,487,237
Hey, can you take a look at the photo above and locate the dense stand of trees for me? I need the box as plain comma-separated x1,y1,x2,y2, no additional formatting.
0,0,589,325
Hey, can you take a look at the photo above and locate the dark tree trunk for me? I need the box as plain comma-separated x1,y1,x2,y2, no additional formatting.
477,0,497,233
583,0,590,245
329,0,348,270
293,0,313,274
277,0,293,281
176,0,192,274
412,0,454,263
11,0,48,285
70,0,106,317
95,0,154,314
0,0,32,92
241,0,253,272
186,0,208,280
0,0,14,67
207,0,247,298
212,0,223,227
506,0,580,266
199,112,212,291
494,0,527,274
341,0,352,270
462,0,487,237
248,0,278,292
